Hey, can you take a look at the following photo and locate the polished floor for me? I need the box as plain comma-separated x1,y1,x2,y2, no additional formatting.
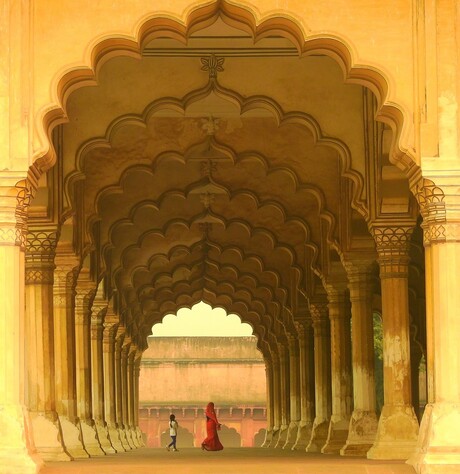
41,448,416,474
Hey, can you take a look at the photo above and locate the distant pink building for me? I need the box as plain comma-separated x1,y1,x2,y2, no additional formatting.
139,336,267,448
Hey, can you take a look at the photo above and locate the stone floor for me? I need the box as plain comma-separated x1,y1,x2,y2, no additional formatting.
41,448,416,474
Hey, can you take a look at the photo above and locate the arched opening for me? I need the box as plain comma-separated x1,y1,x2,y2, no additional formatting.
8,2,435,473
138,302,266,448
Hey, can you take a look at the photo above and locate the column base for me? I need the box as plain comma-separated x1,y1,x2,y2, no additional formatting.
274,424,289,448
30,411,72,461
80,419,105,456
107,423,125,452
0,404,43,474
94,420,116,454
367,404,419,460
340,409,378,457
135,427,145,447
282,421,299,450
119,425,133,450
268,427,280,447
306,418,330,453
261,428,273,447
129,427,140,448
292,420,313,450
59,416,89,458
407,403,460,474
321,418,349,454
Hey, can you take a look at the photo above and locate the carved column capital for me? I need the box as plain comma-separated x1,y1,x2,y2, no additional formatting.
25,228,59,284
75,282,96,325
0,176,37,249
411,176,460,244
53,256,80,307
309,298,330,337
370,224,414,278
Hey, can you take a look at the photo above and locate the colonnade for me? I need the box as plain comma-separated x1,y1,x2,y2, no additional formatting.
19,217,145,462
262,224,424,460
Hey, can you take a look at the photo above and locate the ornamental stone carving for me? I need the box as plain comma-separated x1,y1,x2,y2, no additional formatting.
25,229,59,284
370,225,414,278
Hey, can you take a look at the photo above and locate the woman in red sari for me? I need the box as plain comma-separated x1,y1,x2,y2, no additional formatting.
201,402,224,451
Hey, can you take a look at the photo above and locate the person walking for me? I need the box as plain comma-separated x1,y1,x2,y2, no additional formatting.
201,402,223,451
166,414,179,452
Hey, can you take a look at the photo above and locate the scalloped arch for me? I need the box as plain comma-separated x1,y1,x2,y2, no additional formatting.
35,0,416,179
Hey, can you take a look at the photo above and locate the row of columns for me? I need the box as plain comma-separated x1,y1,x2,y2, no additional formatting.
262,224,421,459
23,228,144,462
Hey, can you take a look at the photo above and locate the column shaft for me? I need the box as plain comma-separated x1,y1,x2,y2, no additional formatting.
283,335,300,450
322,284,353,454
306,299,332,452
25,228,70,461
341,261,378,456
293,319,315,450
368,225,419,460
53,253,89,459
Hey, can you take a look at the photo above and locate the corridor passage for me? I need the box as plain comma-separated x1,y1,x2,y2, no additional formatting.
41,448,415,474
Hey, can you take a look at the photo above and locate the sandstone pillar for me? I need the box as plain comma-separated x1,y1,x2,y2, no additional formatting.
102,311,125,452
0,178,42,472
90,298,116,453
283,335,301,450
134,351,145,446
120,334,135,449
408,179,460,472
74,273,104,456
261,359,274,447
367,225,419,459
274,342,290,448
25,227,70,461
306,298,332,452
54,252,89,458
268,350,281,446
322,281,353,454
341,259,379,456
115,328,131,450
292,318,315,450
127,344,140,448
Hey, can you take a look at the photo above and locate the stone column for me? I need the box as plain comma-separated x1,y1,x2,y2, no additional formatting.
268,349,281,447
25,227,70,461
127,344,140,448
74,273,104,456
102,311,124,452
53,251,89,458
115,327,131,450
90,299,116,453
322,280,353,454
341,259,379,456
261,358,274,447
0,178,41,472
367,225,419,459
283,334,301,450
292,318,315,450
306,298,332,452
274,342,290,448
408,180,460,472
134,350,145,446
120,334,135,449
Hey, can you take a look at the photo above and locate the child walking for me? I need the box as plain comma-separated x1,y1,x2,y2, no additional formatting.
166,414,179,452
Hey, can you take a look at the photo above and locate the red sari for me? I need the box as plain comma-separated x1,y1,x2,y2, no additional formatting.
201,402,223,451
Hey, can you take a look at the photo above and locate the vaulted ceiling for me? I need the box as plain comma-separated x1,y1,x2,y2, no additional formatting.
32,17,420,355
